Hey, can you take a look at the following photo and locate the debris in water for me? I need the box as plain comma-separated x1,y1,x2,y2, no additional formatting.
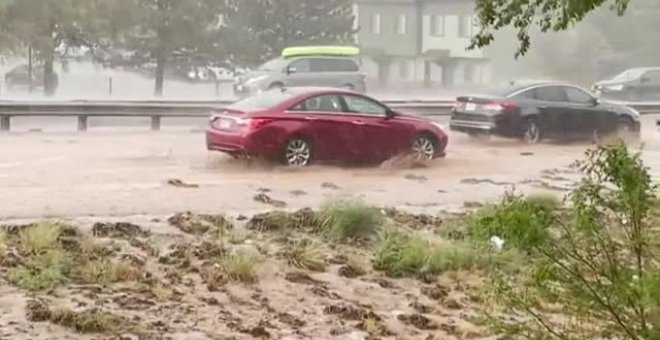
404,174,428,182
166,179,199,188
253,193,287,208
321,182,340,190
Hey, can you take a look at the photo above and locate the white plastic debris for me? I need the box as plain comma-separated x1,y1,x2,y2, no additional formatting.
490,235,505,251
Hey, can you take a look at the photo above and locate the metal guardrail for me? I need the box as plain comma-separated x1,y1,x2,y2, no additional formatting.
0,99,659,132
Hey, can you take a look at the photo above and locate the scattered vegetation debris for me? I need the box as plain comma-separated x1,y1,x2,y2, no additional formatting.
404,174,428,182
409,300,434,314
253,193,287,208
284,271,324,285
166,178,199,188
460,178,513,186
246,208,319,232
26,299,136,334
397,313,438,330
257,187,272,193
289,189,308,197
167,212,233,235
92,222,150,239
321,182,340,190
337,263,365,278
519,152,534,156
382,208,443,228
323,304,379,321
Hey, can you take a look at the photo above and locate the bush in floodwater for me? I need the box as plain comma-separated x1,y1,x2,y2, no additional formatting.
467,192,555,252
319,199,383,242
484,142,660,339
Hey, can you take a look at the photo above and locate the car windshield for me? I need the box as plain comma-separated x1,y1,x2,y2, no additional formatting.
229,90,297,110
611,69,646,81
257,58,288,72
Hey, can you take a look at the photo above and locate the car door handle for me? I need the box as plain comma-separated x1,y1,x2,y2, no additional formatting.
538,105,548,109
304,117,318,121
352,120,365,125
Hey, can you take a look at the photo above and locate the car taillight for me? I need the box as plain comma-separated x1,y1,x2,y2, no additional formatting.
483,102,519,111
238,118,272,130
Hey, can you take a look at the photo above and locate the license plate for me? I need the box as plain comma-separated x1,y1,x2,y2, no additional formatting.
465,103,477,111
219,118,232,129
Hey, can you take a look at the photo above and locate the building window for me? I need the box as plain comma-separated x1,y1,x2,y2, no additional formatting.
371,14,381,34
459,15,475,38
396,14,407,35
398,61,410,79
430,15,444,36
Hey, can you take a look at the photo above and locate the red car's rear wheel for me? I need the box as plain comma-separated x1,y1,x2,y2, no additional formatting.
283,138,313,167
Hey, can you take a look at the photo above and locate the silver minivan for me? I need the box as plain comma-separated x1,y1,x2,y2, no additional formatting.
233,54,367,97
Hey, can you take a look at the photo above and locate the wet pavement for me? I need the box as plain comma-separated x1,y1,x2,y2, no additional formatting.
1,114,659,220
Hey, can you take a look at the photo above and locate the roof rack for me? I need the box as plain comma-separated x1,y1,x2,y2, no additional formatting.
281,46,360,58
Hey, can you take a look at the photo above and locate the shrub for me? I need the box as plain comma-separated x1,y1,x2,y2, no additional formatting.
467,192,554,251
282,239,326,272
319,199,383,242
374,232,486,278
9,249,71,291
19,221,64,255
78,260,139,285
484,142,660,339
222,251,259,283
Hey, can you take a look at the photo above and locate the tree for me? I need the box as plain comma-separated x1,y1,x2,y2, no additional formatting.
106,0,224,96
470,0,632,57
221,0,356,66
2,0,107,95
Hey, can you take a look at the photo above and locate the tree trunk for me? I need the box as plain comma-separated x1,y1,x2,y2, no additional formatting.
154,49,166,97
43,51,57,97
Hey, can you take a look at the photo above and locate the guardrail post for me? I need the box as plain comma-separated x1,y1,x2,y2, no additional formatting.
77,115,88,132
0,115,10,132
151,115,161,131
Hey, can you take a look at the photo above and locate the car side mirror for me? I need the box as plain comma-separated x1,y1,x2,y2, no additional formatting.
385,109,396,119
591,97,600,106
286,66,297,75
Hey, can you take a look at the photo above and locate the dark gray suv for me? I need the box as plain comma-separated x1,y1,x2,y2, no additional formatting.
233,56,366,97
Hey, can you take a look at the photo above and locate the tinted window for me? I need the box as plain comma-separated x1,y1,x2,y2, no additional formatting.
343,95,387,116
310,58,359,72
230,90,296,110
291,94,343,113
535,86,567,102
512,89,535,100
644,70,660,81
288,59,310,73
564,87,594,104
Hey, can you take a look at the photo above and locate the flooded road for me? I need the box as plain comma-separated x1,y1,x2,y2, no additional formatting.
0,114,659,219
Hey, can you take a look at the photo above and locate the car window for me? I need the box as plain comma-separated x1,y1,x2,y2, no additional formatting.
643,70,660,82
564,87,594,104
535,86,567,102
512,88,535,100
342,95,388,116
308,58,359,72
291,94,343,113
288,58,310,73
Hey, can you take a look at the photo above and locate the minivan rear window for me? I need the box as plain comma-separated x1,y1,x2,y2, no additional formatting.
310,58,359,72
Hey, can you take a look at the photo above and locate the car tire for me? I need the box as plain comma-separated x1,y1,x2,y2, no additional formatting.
616,116,639,141
411,134,436,161
269,82,283,90
283,138,313,167
522,118,541,144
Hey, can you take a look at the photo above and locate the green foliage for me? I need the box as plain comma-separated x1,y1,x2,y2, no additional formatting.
9,249,70,291
319,199,383,242
467,193,554,252
373,232,485,277
485,142,660,339
471,0,632,57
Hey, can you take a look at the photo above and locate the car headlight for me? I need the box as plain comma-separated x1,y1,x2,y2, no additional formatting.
245,75,268,85
606,84,624,91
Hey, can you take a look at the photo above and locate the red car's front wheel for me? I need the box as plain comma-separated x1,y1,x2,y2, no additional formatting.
412,135,436,161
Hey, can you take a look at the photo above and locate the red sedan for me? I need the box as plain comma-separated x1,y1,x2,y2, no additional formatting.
206,87,448,166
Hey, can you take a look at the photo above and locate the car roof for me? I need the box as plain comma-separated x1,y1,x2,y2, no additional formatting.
478,80,578,97
278,86,365,96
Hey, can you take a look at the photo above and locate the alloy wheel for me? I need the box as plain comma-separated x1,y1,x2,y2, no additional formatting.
523,121,541,144
412,136,436,161
285,139,311,167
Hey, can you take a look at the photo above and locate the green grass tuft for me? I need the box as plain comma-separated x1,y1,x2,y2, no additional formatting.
319,199,383,242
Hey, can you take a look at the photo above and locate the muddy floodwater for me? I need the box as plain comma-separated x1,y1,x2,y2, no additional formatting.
0,114,658,220
0,115,659,340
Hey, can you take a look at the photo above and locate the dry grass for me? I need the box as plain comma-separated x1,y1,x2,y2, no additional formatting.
19,220,63,255
222,251,259,283
78,260,140,285
319,199,383,242
282,239,326,272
